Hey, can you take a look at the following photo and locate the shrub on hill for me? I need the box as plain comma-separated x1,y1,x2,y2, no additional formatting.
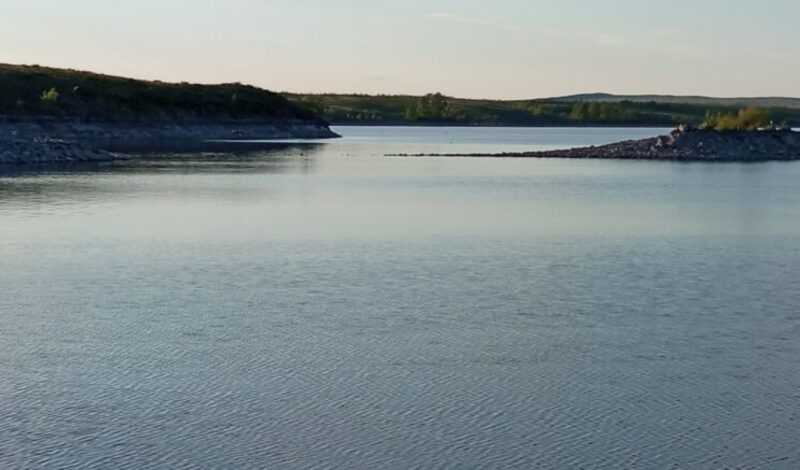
702,107,771,131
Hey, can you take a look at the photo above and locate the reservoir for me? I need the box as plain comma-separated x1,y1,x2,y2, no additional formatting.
1,127,798,469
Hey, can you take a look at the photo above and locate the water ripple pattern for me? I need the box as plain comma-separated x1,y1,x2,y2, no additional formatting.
1,127,798,469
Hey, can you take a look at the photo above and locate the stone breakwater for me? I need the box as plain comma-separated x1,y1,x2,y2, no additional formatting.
392,128,800,162
0,118,339,164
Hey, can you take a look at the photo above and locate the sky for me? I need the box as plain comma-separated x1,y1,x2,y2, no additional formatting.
2,0,798,99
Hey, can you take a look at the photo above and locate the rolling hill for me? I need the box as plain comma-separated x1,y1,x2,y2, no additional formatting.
286,93,800,127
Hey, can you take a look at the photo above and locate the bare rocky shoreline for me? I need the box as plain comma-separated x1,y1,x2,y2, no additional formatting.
0,118,339,165
391,127,800,162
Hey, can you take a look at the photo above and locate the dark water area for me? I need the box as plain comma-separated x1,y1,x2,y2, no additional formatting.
1,127,798,469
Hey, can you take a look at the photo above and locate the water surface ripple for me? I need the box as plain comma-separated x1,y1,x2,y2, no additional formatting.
1,127,798,469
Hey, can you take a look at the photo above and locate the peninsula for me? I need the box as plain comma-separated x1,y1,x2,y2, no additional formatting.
0,64,338,164
391,126,800,162
389,108,800,162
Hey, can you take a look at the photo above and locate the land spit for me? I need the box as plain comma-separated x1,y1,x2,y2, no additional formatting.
389,127,800,162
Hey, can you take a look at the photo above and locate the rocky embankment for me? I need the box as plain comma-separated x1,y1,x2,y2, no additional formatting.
395,126,800,162
0,137,115,164
0,118,339,165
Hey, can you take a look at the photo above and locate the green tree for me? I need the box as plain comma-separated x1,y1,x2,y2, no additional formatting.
569,101,636,123
405,92,452,121
568,102,588,120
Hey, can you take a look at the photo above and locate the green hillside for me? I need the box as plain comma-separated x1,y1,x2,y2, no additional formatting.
556,93,800,110
0,63,319,122
3,64,797,127
287,93,800,127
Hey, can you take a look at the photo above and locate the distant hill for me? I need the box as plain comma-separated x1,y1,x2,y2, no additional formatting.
284,93,566,126
287,93,800,127
4,63,796,127
554,93,800,110
0,63,321,122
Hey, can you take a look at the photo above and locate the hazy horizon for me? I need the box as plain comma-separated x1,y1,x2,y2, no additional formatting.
2,0,799,99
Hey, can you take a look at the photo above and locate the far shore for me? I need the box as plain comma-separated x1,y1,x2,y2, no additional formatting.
329,122,674,128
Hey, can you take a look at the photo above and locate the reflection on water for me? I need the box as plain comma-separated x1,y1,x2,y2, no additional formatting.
1,127,799,469
0,143,322,210
0,142,323,176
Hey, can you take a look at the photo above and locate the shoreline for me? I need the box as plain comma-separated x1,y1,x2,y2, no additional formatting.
0,118,339,165
329,122,674,128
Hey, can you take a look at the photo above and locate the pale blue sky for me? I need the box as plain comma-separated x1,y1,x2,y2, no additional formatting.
2,0,798,98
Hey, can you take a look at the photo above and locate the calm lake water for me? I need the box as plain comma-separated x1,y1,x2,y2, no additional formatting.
1,126,799,469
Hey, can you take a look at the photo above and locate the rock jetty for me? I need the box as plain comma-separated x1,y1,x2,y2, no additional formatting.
394,126,800,162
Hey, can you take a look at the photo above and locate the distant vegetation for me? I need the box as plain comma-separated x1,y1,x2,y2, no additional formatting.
0,63,319,122
4,64,798,128
701,107,780,131
287,93,800,127
405,93,453,121
557,93,800,110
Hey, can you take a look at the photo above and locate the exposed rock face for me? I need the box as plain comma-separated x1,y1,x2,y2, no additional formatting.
0,117,339,165
486,128,800,161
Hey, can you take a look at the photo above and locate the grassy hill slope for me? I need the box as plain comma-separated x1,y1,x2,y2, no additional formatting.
0,64,320,122
555,93,800,110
